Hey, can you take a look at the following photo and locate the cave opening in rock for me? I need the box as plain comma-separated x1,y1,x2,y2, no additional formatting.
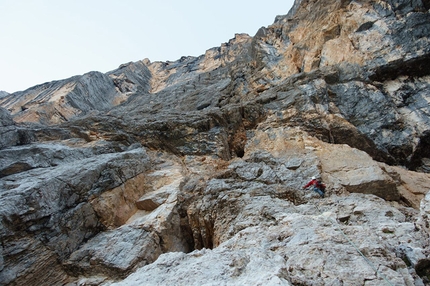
415,259,430,282
231,135,246,159
235,148,245,158
178,221,198,253
408,130,430,172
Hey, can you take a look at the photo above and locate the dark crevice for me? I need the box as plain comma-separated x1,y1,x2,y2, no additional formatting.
0,162,34,178
17,129,36,145
423,0,430,10
177,177,213,251
236,148,245,158
415,259,430,282
179,223,196,253
408,130,430,172
356,21,374,32
369,54,430,82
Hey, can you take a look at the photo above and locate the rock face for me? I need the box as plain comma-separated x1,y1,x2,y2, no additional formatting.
1,0,430,285
0,71,125,125
0,107,18,150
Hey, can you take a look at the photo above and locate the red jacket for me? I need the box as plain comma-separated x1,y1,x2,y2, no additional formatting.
303,179,319,189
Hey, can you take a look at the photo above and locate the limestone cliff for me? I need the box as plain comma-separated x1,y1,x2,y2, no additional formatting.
1,0,430,285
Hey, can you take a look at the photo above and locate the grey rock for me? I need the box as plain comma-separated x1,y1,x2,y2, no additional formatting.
396,244,426,267
65,226,162,276
1,0,430,285
113,194,426,286
107,60,152,95
0,107,19,149
0,91,8,98
0,107,13,127
0,71,122,125
0,148,150,284
111,247,289,286
0,141,131,178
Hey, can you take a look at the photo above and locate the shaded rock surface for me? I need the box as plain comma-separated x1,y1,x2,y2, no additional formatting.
0,72,123,125
0,107,19,149
1,0,430,285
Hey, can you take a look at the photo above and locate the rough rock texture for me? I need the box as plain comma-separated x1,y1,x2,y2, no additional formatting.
1,0,430,285
0,72,124,125
0,91,8,98
0,107,19,150
112,194,424,286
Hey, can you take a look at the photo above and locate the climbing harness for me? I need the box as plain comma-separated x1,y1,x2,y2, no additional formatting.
315,203,395,286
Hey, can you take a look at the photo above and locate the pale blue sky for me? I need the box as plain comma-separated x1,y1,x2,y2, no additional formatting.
0,0,294,93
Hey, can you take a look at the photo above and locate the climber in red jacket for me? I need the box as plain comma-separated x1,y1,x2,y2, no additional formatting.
303,176,325,198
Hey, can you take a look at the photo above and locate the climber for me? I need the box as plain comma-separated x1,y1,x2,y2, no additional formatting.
303,176,325,198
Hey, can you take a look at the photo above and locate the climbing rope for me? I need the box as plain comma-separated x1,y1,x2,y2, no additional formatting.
314,203,395,286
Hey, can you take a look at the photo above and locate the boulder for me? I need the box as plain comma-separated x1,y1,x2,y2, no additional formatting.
381,164,430,209
136,190,170,211
64,226,163,277
316,141,399,200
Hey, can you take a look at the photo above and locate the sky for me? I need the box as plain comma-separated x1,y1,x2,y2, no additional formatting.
0,0,294,93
